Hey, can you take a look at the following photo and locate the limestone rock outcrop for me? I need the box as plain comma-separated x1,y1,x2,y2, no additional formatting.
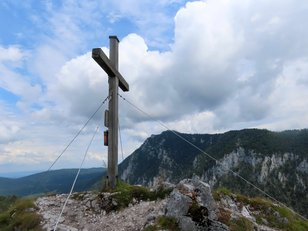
36,178,299,231
36,192,167,231
165,177,229,231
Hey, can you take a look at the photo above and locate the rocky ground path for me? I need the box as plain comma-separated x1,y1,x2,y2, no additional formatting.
36,193,167,231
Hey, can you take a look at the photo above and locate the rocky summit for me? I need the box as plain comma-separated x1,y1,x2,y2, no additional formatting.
36,192,166,231
35,177,306,231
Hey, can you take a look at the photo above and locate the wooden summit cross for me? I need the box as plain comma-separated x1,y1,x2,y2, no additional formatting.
92,36,129,189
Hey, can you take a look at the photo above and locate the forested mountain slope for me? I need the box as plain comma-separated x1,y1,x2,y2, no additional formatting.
119,129,308,217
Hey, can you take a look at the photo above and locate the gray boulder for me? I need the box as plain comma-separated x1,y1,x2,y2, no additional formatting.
165,177,229,231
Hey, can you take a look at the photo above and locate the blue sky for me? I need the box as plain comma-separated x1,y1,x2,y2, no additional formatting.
1,0,308,175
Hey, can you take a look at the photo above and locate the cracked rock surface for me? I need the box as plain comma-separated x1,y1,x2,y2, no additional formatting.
36,192,166,231
36,178,290,231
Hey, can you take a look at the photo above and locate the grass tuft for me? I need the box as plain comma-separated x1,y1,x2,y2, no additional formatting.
102,180,172,211
230,217,254,231
0,196,42,231
214,187,308,231
144,215,180,231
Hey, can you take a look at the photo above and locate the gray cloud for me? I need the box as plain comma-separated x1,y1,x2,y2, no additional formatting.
53,0,308,132
2,0,308,173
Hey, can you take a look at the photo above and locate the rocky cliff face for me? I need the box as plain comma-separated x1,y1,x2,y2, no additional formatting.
119,129,308,218
200,148,303,187
119,131,210,185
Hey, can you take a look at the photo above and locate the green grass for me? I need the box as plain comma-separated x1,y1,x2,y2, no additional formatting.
144,216,180,231
270,206,308,231
236,194,273,210
157,216,179,230
237,197,308,231
0,196,17,213
214,187,308,231
230,217,254,231
213,187,233,200
215,187,233,196
0,196,42,231
102,180,172,212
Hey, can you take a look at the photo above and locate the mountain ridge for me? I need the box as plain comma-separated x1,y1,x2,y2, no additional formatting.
0,167,106,196
118,128,308,218
0,171,41,178
1,128,307,218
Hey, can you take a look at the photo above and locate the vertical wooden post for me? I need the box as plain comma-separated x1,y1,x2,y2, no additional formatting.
108,36,119,189
92,35,129,190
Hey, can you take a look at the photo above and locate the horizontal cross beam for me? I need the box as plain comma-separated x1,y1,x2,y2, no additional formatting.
92,48,129,92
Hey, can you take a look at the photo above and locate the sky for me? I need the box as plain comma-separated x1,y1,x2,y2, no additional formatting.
1,0,308,175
